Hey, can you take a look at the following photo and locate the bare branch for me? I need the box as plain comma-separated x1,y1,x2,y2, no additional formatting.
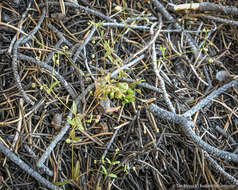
204,151,238,185
0,141,62,190
173,2,238,16
149,103,238,163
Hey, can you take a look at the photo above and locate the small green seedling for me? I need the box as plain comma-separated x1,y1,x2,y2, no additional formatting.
160,45,167,59
94,149,121,179
66,101,84,142
95,155,120,179
54,160,81,186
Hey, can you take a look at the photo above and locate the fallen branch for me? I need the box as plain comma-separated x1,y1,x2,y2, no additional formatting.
38,1,114,22
11,7,46,105
149,103,238,163
202,15,238,26
72,25,96,63
173,2,238,16
45,24,72,64
204,151,238,185
151,22,175,113
0,141,62,190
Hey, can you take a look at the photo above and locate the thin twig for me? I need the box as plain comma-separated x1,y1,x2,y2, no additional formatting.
45,24,72,64
83,47,95,80
183,79,238,117
47,24,72,47
202,15,238,26
45,38,65,64
122,22,164,68
121,78,162,93
111,55,145,78
103,121,130,159
24,144,53,176
153,0,220,65
38,1,114,22
102,22,150,30
73,25,96,63
18,54,77,99
21,7,46,44
8,0,33,54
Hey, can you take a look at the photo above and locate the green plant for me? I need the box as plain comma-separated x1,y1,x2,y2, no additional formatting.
160,45,167,60
96,22,122,66
94,72,141,105
94,149,121,179
66,101,84,143
201,27,214,63
55,101,86,187
37,53,71,110
54,159,82,186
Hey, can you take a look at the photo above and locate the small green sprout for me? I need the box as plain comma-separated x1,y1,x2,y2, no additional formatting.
98,156,120,179
66,101,84,142
160,45,167,59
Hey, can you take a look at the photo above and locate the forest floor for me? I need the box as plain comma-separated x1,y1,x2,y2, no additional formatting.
0,0,238,189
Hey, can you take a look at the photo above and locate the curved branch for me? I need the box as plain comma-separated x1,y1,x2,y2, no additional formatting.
12,7,46,105
204,151,238,185
149,103,238,163
0,141,62,190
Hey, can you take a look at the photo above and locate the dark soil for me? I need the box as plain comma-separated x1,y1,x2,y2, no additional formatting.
0,0,238,190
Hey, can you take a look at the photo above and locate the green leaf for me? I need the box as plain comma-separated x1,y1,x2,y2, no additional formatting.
135,89,141,94
101,156,105,165
100,30,104,38
101,165,107,175
49,81,60,90
52,54,57,63
46,88,51,95
109,91,115,99
69,129,75,139
160,45,166,58
129,79,143,89
108,173,117,178
127,88,134,95
115,90,124,99
86,114,93,123
67,116,75,126
105,158,111,165
112,161,120,165
71,136,80,141
75,116,84,131
96,21,103,28
72,101,77,115
54,179,72,186
72,160,80,179
117,82,128,91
